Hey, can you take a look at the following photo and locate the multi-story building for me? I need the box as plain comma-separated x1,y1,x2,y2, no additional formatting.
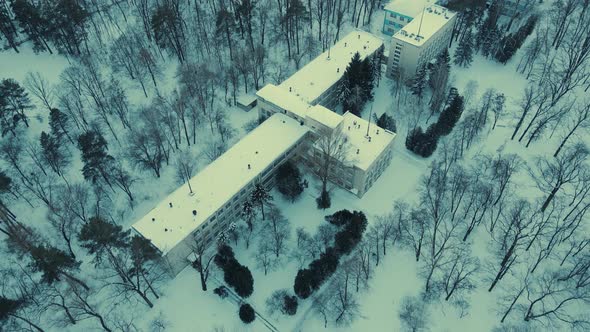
132,114,310,275
382,0,435,36
257,30,396,198
133,30,396,276
387,4,457,79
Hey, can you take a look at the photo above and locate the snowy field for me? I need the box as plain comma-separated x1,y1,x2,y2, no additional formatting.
1,1,589,332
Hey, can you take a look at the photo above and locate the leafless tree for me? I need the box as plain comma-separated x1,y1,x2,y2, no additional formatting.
398,295,429,332
554,99,590,157
175,149,197,194
308,126,350,198
190,238,215,291
69,284,113,332
530,143,589,212
254,239,276,275
264,207,291,258
24,72,54,111
324,264,360,327
127,128,165,178
437,244,480,302
401,208,427,262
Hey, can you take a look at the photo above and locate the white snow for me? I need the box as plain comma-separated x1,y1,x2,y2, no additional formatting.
278,30,383,104
306,105,344,129
384,0,433,17
256,83,312,119
341,111,397,171
132,113,309,254
394,4,456,46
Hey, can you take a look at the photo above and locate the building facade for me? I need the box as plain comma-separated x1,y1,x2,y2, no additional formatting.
387,4,456,79
382,0,435,36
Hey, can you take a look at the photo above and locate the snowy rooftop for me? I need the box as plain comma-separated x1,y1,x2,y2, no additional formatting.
132,113,309,254
384,0,433,17
278,30,383,104
341,112,396,171
394,4,456,46
306,105,344,130
256,84,311,119
236,94,257,107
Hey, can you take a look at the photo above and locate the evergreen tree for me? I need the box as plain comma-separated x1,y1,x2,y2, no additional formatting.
429,50,451,114
49,108,74,144
10,0,52,53
376,113,397,132
29,244,89,290
214,245,254,297
251,183,272,220
78,216,130,263
409,66,428,101
152,2,186,62
241,200,256,231
276,162,304,202
454,32,474,67
406,126,438,158
44,0,88,56
77,130,115,187
340,52,374,116
0,171,12,197
434,94,464,136
239,303,255,323
0,5,20,53
0,78,34,131
0,296,23,322
40,131,69,176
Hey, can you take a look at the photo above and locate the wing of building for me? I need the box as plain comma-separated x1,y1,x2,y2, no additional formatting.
387,4,457,79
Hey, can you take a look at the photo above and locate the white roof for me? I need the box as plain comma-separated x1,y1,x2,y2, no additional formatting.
306,105,343,130
394,4,456,46
384,0,433,18
278,30,383,104
236,94,257,106
132,113,309,254
341,112,396,171
256,84,311,119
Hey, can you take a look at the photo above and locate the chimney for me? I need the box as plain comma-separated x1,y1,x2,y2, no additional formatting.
169,202,173,208
337,68,340,73
356,148,360,155
368,137,372,142
376,130,380,135
289,87,292,92
248,164,251,170
192,210,197,216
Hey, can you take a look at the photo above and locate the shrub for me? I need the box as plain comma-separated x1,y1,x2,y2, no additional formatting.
316,189,331,209
213,286,228,298
277,162,304,202
239,303,256,323
283,295,298,315
376,113,397,132
214,245,254,298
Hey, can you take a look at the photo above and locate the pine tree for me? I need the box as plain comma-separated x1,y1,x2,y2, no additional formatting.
40,131,69,176
241,200,256,231
251,184,273,220
454,33,474,67
78,216,129,263
410,66,428,100
49,108,74,144
340,52,374,115
0,5,20,53
29,244,89,290
10,0,52,53
77,130,115,187
376,113,396,132
435,95,464,136
44,0,89,56
0,78,34,130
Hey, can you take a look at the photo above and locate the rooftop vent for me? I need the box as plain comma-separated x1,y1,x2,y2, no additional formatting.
152,218,156,222
337,68,340,73
248,164,251,170
169,202,173,208
368,137,372,142
345,42,347,47
289,87,292,92
356,148,360,154
376,129,380,135
164,228,168,232
192,210,197,216
358,34,360,39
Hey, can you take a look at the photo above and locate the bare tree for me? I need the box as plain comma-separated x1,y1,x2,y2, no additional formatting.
127,128,164,178
254,240,276,275
309,126,349,206
69,284,113,332
190,238,215,291
398,295,429,332
553,99,590,157
24,72,54,111
530,143,589,212
437,245,479,302
264,207,291,258
175,149,197,194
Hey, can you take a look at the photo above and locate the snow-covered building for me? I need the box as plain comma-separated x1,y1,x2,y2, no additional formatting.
132,113,310,275
382,0,436,36
387,4,456,79
256,30,395,198
260,30,384,110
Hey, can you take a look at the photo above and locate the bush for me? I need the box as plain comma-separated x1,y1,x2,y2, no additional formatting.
239,303,256,323
294,247,340,299
376,113,397,132
283,295,298,315
316,189,331,209
334,211,368,255
277,162,304,202
214,245,254,298
213,286,228,298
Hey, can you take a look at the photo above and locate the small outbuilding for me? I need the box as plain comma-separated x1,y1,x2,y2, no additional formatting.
237,94,257,111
